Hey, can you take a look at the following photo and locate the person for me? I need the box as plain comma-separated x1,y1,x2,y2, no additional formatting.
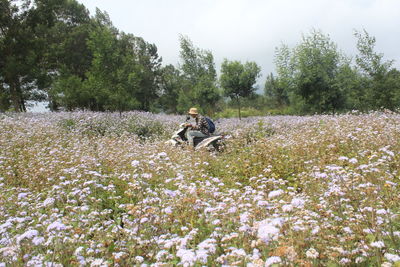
185,107,210,147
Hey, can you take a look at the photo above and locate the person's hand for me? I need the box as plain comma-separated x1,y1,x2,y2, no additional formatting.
184,123,192,128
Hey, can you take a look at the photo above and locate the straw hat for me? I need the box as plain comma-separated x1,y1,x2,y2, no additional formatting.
188,107,199,115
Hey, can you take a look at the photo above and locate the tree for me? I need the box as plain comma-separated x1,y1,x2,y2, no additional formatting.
0,0,38,111
220,59,261,119
177,35,220,115
354,29,399,110
158,64,183,113
295,30,347,113
272,30,349,114
264,73,289,108
127,34,162,111
0,0,91,112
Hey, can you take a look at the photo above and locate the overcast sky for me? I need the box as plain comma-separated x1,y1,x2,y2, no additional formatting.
76,0,400,84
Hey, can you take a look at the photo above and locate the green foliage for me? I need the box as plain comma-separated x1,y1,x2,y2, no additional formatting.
158,65,183,114
268,29,400,114
220,59,261,119
215,107,266,119
294,30,347,113
264,73,289,108
354,30,400,110
58,114,169,139
125,117,166,139
177,35,221,115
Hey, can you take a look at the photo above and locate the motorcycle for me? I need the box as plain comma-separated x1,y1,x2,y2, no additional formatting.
166,116,225,151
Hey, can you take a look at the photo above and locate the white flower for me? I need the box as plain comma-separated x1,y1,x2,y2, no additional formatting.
306,248,319,259
240,212,250,223
381,262,393,267
16,230,38,243
32,236,45,245
131,160,140,167
282,204,293,212
0,222,12,234
90,258,108,267
176,249,196,266
157,152,167,158
268,189,284,199
311,226,320,235
212,219,221,225
163,207,173,214
339,258,351,265
349,158,358,164
113,252,126,260
135,256,144,263
291,197,305,208
376,209,387,215
257,219,283,244
195,249,209,263
343,227,352,233
18,193,29,199
371,241,385,248
265,256,281,266
228,207,237,213
47,221,66,232
43,197,55,207
385,253,400,262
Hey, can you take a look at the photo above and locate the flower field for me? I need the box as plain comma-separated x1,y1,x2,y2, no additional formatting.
1,111,400,266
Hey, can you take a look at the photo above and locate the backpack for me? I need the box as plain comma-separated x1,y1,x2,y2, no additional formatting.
205,117,215,133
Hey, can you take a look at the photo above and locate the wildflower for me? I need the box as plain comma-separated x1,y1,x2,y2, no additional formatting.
43,197,55,207
349,158,358,164
370,241,385,248
376,209,387,215
131,160,140,167
268,189,284,199
291,197,305,208
163,207,173,214
18,193,29,199
282,204,293,212
46,221,66,232
264,256,281,266
257,219,282,244
90,258,108,266
385,253,400,262
339,258,351,265
195,249,209,263
32,236,45,245
355,257,365,263
311,226,320,235
135,256,144,263
343,227,352,233
16,230,39,243
176,249,196,266
306,248,319,259
240,212,250,223
212,219,221,225
0,222,12,234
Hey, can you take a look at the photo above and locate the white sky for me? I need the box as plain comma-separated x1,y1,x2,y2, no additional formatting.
76,0,400,85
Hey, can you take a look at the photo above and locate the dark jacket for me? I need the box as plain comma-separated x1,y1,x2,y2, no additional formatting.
191,115,210,135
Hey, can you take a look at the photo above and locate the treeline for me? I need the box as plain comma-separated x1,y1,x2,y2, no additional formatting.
264,30,400,114
1,0,400,116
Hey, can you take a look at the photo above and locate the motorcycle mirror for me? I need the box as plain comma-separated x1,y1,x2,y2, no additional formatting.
186,115,190,121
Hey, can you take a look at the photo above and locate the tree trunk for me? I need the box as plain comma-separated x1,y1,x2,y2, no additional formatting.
237,95,241,120
10,82,22,112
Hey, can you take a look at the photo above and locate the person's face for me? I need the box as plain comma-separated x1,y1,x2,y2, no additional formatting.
190,114,197,119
